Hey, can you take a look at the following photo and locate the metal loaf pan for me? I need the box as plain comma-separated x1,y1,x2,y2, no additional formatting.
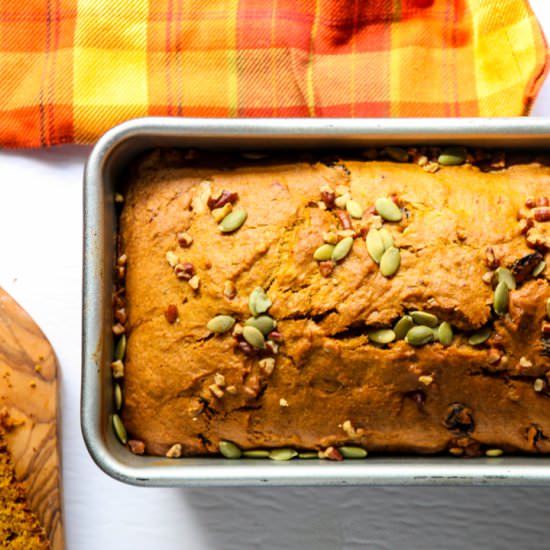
82,117,550,487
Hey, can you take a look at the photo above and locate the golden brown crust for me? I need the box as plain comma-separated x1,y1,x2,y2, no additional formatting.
120,151,550,457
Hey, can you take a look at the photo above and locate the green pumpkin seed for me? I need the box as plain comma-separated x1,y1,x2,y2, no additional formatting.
243,449,270,458
245,315,277,335
496,267,516,290
339,446,368,459
384,146,409,162
438,146,467,166
248,287,272,316
298,452,319,459
493,281,509,316
112,414,127,445
366,228,385,264
410,311,439,328
379,247,401,277
114,383,123,411
375,198,403,222
269,448,298,461
207,314,236,333
332,237,354,262
437,322,454,347
547,298,550,319
368,329,396,345
219,440,242,458
378,227,394,250
394,315,414,339
468,325,492,346
243,325,266,349
313,243,335,261
219,208,248,233
114,334,127,361
533,261,546,277
346,199,364,219
485,448,503,458
405,325,435,346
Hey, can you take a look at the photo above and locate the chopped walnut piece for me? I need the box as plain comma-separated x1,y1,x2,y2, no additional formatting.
334,193,351,209
208,189,239,210
188,275,201,290
111,360,124,378
117,254,127,266
166,251,180,267
519,218,534,235
519,356,533,369
418,375,433,386
164,304,178,324
336,229,356,239
279,398,289,407
319,446,343,461
208,384,224,398
266,340,279,354
226,385,237,394
112,323,126,336
487,349,502,365
323,231,339,245
174,262,195,280
166,443,182,458
485,247,499,269
177,231,193,248
526,227,550,250
482,271,494,285
211,203,233,223
114,308,127,324
243,379,260,398
214,372,226,387
259,357,275,375
489,151,506,170
422,161,440,173
223,280,237,299
342,419,365,438
128,440,146,455
319,260,335,277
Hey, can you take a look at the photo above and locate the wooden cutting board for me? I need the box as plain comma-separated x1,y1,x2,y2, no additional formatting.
0,288,63,550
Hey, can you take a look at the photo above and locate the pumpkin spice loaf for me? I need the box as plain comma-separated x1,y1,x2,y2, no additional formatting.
117,148,550,459
0,411,50,549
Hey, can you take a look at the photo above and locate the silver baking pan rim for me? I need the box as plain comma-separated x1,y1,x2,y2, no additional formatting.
82,117,550,487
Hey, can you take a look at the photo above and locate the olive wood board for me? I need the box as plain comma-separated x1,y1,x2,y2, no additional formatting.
0,288,63,550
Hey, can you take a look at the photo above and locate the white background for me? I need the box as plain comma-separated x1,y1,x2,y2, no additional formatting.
1,3,550,549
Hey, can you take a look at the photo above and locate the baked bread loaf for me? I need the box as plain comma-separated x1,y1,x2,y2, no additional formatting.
116,148,550,459
0,411,50,549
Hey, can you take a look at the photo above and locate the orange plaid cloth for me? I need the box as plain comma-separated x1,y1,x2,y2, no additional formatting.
0,0,547,148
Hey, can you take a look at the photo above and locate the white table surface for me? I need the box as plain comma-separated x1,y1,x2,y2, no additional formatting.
1,3,550,549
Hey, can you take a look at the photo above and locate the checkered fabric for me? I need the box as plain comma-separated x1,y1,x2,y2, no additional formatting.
0,0,547,147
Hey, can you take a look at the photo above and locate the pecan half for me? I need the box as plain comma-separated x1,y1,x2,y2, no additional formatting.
511,251,544,283
208,189,239,210
175,262,195,280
